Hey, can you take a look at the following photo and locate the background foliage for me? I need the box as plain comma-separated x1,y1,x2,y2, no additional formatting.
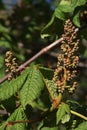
0,0,87,130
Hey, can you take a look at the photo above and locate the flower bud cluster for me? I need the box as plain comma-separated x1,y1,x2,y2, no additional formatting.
5,51,20,81
71,120,77,129
53,19,79,93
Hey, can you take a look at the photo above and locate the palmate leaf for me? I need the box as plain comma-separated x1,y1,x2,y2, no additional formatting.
55,8,67,21
0,123,6,130
20,66,44,108
41,14,55,39
54,0,87,25
41,0,87,39
7,107,27,130
0,56,5,78
75,121,87,130
73,9,81,27
41,14,63,39
0,68,29,102
56,0,87,13
0,107,27,130
56,103,71,124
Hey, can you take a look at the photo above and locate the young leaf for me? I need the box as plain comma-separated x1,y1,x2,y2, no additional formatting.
73,9,81,27
20,66,44,108
61,114,70,124
0,107,27,130
53,0,87,25
57,0,87,12
55,8,68,21
0,68,29,102
56,103,70,124
6,107,27,130
75,121,87,130
41,14,55,39
56,103,65,124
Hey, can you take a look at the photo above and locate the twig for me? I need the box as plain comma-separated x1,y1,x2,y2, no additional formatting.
71,110,87,121
7,106,56,125
79,62,87,68
0,37,63,84
5,108,87,127
7,118,41,125
0,109,10,116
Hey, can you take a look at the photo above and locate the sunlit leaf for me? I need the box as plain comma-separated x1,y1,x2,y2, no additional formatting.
56,103,71,124
0,68,29,101
57,0,87,12
73,9,81,27
75,121,87,130
20,66,44,108
61,114,70,124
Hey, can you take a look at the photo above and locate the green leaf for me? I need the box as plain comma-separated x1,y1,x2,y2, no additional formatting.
0,24,9,33
61,114,70,124
0,107,27,130
64,103,70,114
67,100,81,107
0,40,11,48
8,108,26,130
0,123,6,130
75,121,87,130
6,107,27,130
55,8,66,21
0,67,5,79
0,68,29,102
20,66,44,108
0,56,4,68
56,103,71,124
73,9,81,27
57,0,87,12
56,103,66,124
41,14,55,39
41,0,87,38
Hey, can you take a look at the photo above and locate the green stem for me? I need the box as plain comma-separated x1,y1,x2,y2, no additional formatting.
71,110,87,121
57,93,62,105
52,93,62,108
